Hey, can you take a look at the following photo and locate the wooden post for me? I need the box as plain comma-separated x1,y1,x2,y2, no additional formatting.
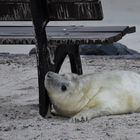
30,0,52,117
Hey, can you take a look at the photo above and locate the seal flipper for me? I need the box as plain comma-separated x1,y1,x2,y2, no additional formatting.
70,107,111,123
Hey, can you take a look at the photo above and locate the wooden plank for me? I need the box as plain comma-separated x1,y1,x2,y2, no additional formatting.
48,0,103,20
0,0,103,21
0,32,121,39
0,25,135,44
0,25,136,44
0,33,122,44
0,0,31,20
0,26,136,35
0,0,29,2
47,32,122,44
0,26,34,36
48,0,99,2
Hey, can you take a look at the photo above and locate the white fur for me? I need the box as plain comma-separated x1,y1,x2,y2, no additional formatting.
44,70,140,122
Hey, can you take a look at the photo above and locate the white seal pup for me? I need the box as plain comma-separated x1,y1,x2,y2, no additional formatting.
44,70,140,122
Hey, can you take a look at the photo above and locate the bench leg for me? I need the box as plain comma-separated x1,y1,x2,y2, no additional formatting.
37,49,54,118
54,45,68,73
30,0,52,117
53,44,83,75
68,45,83,75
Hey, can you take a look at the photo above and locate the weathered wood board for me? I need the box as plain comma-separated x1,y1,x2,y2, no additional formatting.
48,0,103,20
0,0,31,20
0,0,103,21
0,26,136,44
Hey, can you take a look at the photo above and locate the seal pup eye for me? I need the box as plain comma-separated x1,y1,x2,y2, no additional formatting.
61,85,67,92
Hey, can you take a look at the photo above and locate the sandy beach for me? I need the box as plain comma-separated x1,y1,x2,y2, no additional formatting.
0,0,140,139
1,54,140,140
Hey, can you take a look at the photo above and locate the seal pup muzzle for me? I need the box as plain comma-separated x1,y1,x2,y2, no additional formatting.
45,71,140,122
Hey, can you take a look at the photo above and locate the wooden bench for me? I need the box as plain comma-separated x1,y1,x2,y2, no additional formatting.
0,0,136,117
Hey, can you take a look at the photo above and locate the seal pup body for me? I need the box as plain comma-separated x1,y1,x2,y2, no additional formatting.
44,70,140,122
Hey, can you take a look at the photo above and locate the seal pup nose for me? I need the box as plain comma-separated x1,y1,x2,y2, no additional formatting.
46,72,52,78
46,72,53,78
46,71,58,79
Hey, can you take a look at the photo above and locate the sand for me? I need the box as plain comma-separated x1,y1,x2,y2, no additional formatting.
0,0,140,139
1,54,140,140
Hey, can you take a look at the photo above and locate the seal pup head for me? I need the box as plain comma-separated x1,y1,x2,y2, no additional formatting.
44,72,90,117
